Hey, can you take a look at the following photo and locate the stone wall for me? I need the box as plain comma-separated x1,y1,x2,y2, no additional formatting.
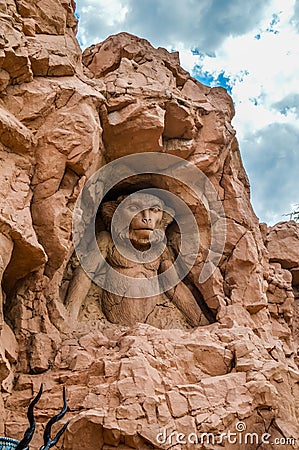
0,1,298,449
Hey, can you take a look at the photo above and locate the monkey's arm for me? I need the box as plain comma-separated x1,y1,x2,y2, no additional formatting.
65,231,110,322
159,256,204,327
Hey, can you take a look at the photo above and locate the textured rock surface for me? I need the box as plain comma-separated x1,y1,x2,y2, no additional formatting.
0,2,298,449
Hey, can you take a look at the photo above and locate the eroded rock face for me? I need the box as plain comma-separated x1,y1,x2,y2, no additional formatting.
265,221,299,359
0,3,298,449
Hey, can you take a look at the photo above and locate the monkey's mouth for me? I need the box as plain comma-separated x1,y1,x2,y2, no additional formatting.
130,228,154,241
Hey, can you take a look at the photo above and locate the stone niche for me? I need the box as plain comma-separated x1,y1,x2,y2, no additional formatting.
0,4,298,449
60,174,216,331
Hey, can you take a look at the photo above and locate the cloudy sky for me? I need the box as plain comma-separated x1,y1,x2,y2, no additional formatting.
76,0,299,225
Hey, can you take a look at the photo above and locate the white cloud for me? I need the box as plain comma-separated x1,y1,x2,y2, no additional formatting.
242,123,299,225
273,93,299,118
189,0,299,137
76,0,129,46
76,0,272,50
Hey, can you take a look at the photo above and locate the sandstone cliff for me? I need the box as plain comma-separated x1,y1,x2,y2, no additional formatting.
0,1,298,449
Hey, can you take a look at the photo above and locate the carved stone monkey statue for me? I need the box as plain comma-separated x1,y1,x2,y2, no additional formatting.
65,193,205,327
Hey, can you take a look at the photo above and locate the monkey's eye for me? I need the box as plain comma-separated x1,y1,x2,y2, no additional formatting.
150,206,161,213
127,204,139,212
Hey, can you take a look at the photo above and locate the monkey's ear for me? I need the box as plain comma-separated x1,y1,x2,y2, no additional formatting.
116,195,127,203
160,209,175,229
100,201,118,230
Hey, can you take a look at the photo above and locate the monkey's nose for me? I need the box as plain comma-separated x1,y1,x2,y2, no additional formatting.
141,210,151,223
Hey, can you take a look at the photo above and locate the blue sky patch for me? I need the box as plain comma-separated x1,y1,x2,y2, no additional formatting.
192,66,232,94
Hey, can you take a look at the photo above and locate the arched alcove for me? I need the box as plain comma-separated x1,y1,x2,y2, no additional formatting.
62,173,219,330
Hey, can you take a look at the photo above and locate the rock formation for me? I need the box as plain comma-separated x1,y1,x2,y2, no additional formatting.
0,1,298,449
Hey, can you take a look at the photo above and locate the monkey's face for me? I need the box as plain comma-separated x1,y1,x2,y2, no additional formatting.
122,195,164,248
101,193,174,251
128,204,163,237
